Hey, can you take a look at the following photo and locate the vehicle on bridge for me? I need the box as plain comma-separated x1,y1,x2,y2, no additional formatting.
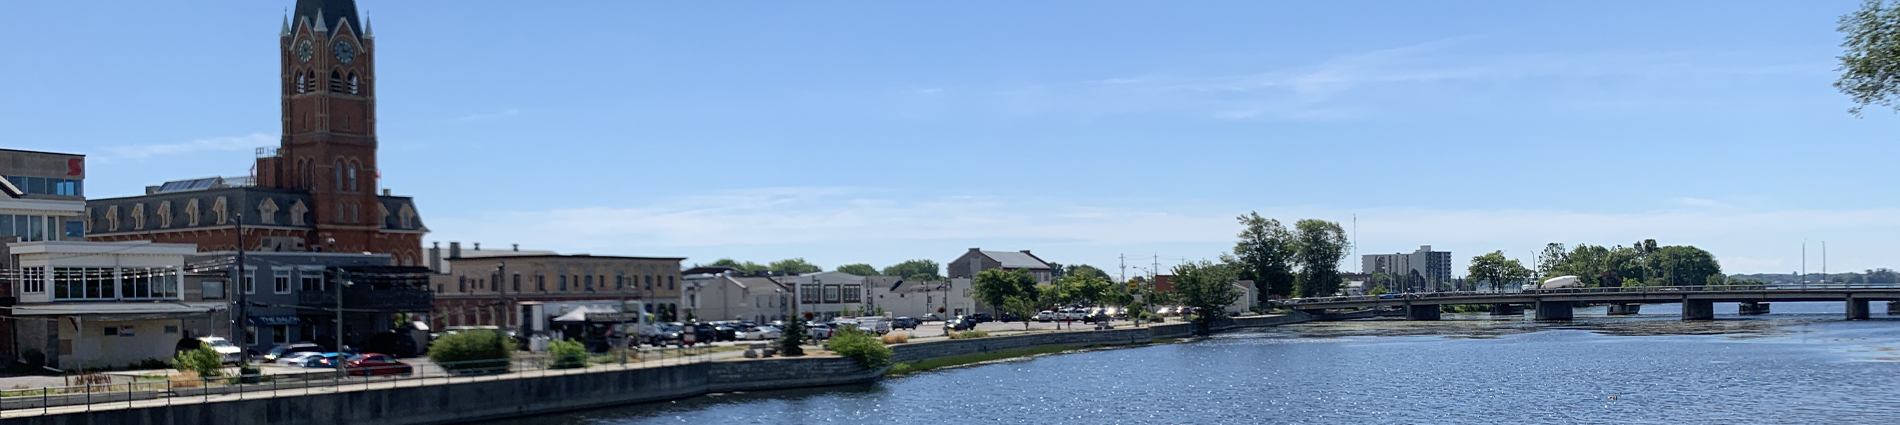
1541,276,1583,290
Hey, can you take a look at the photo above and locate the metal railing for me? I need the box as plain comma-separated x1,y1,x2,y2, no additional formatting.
1276,283,1900,306
0,343,732,417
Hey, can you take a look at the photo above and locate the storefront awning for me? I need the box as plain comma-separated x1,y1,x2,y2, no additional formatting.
245,315,302,326
10,302,226,321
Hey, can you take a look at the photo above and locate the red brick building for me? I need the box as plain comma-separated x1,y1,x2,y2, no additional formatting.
86,0,426,264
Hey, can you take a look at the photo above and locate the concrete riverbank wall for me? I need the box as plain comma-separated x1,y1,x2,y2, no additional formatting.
3,314,1306,425
1,357,882,425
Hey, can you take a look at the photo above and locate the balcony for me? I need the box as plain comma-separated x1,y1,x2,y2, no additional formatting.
298,288,432,312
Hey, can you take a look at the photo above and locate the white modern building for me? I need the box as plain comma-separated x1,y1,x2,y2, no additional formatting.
789,271,866,320
8,240,222,370
864,276,977,319
1362,245,1454,291
681,272,792,324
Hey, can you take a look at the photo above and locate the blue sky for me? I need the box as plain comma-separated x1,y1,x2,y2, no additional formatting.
7,1,1899,276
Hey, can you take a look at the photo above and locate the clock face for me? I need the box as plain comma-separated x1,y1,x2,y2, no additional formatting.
333,41,355,64
296,39,313,63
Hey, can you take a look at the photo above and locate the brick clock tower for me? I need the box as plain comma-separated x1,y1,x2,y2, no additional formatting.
85,0,426,265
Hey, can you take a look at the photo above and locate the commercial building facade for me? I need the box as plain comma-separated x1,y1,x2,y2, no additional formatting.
948,248,1053,283
430,249,683,332
681,272,791,324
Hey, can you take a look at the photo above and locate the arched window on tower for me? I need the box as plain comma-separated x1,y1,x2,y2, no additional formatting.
295,73,307,94
347,162,357,192
333,160,344,191
348,73,359,95
329,71,344,92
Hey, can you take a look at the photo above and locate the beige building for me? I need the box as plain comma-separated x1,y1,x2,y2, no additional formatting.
430,246,683,331
7,241,222,370
681,272,791,324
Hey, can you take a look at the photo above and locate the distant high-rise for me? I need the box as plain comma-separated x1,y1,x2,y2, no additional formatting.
1362,246,1453,289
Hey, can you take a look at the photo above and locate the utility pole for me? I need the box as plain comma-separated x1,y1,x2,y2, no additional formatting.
1802,240,1808,289
1822,241,1828,285
1119,254,1126,284
233,213,248,367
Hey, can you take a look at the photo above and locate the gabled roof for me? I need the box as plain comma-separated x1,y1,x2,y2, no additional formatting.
981,251,1050,269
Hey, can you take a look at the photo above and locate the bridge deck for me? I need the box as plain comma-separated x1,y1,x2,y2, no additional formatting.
1279,285,1900,311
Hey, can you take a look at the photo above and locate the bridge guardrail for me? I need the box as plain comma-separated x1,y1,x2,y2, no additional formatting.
1275,283,1900,306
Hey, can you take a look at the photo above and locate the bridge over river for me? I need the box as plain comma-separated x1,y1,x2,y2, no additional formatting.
1277,284,1900,321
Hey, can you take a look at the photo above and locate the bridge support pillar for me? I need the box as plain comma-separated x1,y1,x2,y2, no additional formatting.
1490,304,1524,316
1738,302,1770,315
1534,301,1572,321
1889,301,1900,316
1847,298,1870,320
1607,303,1641,315
1405,304,1441,321
1681,299,1714,321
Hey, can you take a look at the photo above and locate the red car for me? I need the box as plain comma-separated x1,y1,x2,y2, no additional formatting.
344,353,413,376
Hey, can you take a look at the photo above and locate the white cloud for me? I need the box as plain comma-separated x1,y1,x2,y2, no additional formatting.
97,133,275,163
452,109,520,122
423,188,1900,274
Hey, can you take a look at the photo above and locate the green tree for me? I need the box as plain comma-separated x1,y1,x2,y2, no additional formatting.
973,269,1038,315
700,258,768,274
778,319,808,356
770,258,823,275
881,259,944,281
173,342,224,378
825,327,892,369
835,263,878,276
1055,273,1114,306
1645,245,1721,287
1171,260,1242,335
547,339,587,369
1291,219,1350,298
1233,212,1298,298
1868,268,1900,283
1467,251,1533,292
1001,296,1040,330
1535,242,1568,278
1066,264,1112,280
1837,0,1900,115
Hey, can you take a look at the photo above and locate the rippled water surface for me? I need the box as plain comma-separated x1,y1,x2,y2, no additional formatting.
490,303,1900,424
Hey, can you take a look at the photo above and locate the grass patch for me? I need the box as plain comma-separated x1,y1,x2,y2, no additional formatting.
947,330,990,340
881,334,909,344
886,344,1083,376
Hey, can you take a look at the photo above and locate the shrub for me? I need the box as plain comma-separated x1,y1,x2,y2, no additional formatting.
948,330,989,340
826,327,892,369
880,333,909,344
548,339,588,369
173,342,224,378
778,320,808,356
428,331,513,373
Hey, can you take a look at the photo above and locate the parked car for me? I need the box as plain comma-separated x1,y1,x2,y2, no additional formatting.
1034,311,1057,322
302,352,344,368
969,313,994,323
193,336,244,365
998,312,1022,322
711,324,740,342
344,353,413,376
921,313,943,322
275,351,322,367
364,332,420,358
891,317,920,329
856,318,892,335
645,324,683,347
944,315,977,331
740,326,783,340
263,342,326,363
689,323,717,344
807,323,834,340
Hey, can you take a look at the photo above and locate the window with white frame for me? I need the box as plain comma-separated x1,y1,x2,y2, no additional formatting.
273,269,292,293
242,268,257,294
299,269,324,292
117,267,178,299
20,266,45,293
51,267,115,300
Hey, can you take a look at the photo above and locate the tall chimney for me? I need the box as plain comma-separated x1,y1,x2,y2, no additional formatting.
512,244,519,252
429,242,442,273
449,242,462,259
474,242,481,251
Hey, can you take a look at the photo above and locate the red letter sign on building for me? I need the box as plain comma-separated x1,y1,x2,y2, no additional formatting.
68,158,84,177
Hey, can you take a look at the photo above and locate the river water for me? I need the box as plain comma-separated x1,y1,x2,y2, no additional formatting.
491,302,1900,424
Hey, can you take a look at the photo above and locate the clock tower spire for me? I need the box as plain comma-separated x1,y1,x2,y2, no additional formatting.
257,0,384,254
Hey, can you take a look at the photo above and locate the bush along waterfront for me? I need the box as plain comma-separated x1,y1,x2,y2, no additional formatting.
548,340,588,369
429,330,513,373
827,327,892,369
173,342,224,378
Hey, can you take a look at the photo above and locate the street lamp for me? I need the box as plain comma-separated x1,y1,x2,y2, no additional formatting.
332,267,353,380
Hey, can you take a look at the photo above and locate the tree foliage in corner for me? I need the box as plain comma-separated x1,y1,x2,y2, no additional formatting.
881,259,944,281
835,263,879,276
1171,260,1242,335
700,258,768,274
1291,219,1350,298
770,258,823,275
1837,0,1900,115
1233,212,1298,299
